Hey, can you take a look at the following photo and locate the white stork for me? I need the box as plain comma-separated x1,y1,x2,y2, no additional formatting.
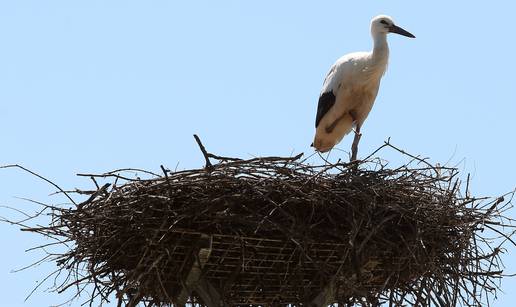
312,15,415,158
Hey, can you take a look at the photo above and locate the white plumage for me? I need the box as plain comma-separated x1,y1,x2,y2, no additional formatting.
312,15,415,154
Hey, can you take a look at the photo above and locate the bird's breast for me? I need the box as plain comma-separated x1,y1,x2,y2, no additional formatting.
338,80,380,105
334,80,380,123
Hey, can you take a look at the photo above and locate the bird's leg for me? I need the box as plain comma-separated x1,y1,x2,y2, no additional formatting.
350,124,361,161
349,110,362,162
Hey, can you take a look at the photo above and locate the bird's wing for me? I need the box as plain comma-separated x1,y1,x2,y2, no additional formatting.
314,60,342,128
315,91,336,128
315,53,367,128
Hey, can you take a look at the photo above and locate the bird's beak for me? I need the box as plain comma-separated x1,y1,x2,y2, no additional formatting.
389,24,415,38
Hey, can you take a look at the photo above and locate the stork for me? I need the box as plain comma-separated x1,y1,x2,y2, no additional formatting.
312,15,415,160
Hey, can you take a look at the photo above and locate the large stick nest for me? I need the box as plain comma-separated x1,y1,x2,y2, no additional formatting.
4,139,515,307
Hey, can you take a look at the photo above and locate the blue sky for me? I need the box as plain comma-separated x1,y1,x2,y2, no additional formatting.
1,1,515,306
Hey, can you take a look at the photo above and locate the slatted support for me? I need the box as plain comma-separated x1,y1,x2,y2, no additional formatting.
175,235,227,307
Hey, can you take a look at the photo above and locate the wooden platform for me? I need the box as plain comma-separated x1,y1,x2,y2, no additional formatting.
165,229,395,306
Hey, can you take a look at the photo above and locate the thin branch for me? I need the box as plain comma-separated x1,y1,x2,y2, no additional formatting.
1,164,77,205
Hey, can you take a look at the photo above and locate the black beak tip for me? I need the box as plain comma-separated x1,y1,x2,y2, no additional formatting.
390,24,416,39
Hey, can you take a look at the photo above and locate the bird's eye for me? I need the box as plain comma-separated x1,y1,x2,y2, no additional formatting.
380,20,388,25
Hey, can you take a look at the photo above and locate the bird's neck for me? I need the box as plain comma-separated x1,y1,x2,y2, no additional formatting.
372,33,389,63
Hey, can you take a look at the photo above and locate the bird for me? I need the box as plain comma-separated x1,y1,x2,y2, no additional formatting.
312,15,415,157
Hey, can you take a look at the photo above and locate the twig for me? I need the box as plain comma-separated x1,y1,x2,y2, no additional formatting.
0,164,77,206
193,134,213,170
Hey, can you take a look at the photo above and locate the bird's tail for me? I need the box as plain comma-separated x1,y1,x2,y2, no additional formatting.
313,114,354,152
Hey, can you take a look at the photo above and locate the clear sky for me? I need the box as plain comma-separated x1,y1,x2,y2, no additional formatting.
1,1,515,306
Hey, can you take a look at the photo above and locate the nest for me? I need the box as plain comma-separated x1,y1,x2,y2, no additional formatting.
5,138,515,307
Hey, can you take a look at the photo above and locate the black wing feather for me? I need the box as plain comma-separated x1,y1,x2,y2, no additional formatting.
315,91,336,128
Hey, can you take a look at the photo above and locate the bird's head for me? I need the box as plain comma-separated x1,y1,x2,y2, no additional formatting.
371,15,415,38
